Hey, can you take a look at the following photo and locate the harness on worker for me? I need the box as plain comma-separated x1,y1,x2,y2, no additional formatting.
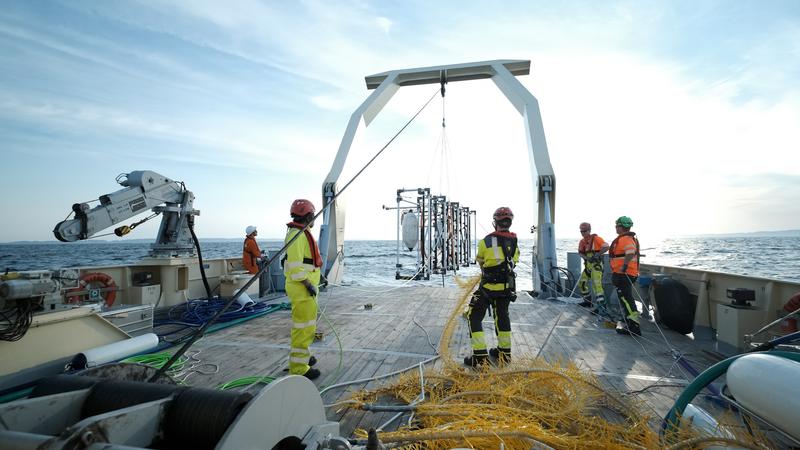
609,232,640,259
480,234,517,297
580,234,603,266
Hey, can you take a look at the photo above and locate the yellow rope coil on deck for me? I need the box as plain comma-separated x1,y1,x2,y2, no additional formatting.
340,275,776,449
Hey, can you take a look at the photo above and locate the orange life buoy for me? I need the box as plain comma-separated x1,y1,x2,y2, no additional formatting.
66,272,118,307
780,292,800,334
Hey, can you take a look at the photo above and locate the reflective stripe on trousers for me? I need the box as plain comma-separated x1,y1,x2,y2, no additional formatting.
612,273,640,324
578,262,605,297
467,291,511,355
286,282,318,375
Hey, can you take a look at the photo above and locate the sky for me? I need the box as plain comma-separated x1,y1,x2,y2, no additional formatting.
1,0,798,244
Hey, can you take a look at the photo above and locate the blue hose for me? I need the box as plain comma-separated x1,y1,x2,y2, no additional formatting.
748,330,800,352
153,300,290,342
156,299,288,327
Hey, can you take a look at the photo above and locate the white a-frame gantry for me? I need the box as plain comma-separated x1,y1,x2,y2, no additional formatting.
318,60,558,293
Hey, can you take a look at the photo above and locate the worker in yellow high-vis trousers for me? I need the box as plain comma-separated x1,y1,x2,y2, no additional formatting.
283,199,322,379
464,207,520,368
577,222,609,310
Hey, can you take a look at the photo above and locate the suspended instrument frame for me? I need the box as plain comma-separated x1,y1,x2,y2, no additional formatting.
387,188,475,280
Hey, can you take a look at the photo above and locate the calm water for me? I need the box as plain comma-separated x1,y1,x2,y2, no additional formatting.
1,236,798,288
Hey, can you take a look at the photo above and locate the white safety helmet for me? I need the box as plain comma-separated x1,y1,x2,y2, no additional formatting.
245,225,257,236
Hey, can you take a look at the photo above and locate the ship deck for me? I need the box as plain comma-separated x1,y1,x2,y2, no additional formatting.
178,285,724,436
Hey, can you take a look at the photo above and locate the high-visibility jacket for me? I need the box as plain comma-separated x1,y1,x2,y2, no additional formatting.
242,236,261,274
283,227,321,286
476,232,520,293
609,232,640,276
578,233,606,256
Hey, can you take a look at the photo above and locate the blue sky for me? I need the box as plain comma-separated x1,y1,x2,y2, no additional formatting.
1,0,798,243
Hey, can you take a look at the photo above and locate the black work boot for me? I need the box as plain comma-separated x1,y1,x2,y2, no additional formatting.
489,347,511,365
463,354,488,368
616,320,642,336
303,368,321,380
578,296,593,308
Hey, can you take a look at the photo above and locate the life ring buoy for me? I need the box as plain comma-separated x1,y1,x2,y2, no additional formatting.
780,292,800,334
66,272,118,307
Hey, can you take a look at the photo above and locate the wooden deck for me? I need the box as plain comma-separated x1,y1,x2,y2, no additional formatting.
181,285,723,437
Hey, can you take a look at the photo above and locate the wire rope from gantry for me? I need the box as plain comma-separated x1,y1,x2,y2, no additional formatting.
319,60,558,289
425,79,455,199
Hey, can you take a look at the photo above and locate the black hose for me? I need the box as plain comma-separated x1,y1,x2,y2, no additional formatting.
187,215,212,301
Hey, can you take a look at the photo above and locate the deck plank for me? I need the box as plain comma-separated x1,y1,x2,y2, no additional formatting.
176,285,725,439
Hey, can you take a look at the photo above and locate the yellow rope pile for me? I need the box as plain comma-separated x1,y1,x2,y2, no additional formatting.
349,358,661,449
340,276,775,449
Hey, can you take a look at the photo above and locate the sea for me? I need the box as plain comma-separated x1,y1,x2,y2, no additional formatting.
1,236,798,288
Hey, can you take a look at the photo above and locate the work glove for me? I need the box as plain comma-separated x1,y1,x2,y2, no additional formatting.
303,281,318,297
622,264,629,274
510,293,517,302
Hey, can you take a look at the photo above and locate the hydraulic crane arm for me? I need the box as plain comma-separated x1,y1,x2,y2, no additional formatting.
53,170,200,258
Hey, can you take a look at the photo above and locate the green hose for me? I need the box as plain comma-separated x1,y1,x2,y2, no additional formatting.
218,376,275,390
121,351,188,373
0,387,33,404
662,350,800,434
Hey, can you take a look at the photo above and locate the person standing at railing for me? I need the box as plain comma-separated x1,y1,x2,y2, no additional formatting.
577,222,609,311
609,216,641,336
242,225,262,275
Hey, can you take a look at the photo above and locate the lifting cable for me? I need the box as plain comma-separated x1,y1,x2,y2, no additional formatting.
150,87,442,382
426,74,452,195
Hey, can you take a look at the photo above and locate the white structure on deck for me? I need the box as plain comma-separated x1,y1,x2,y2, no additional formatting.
318,60,557,292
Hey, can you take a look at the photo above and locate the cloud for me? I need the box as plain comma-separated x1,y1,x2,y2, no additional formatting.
376,16,392,34
311,94,349,111
1,1,799,241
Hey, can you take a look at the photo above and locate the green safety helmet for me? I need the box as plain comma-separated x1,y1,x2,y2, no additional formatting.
615,216,634,228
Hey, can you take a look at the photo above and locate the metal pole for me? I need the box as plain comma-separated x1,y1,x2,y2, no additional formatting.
396,189,401,279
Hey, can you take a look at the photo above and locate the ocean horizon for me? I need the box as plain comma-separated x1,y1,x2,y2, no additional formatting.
2,235,798,286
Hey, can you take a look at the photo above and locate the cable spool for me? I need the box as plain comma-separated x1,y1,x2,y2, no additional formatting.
31,376,253,450
30,375,103,398
81,379,186,419
164,388,253,450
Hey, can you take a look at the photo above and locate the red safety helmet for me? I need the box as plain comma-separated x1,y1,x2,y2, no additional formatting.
493,207,514,221
290,199,316,217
